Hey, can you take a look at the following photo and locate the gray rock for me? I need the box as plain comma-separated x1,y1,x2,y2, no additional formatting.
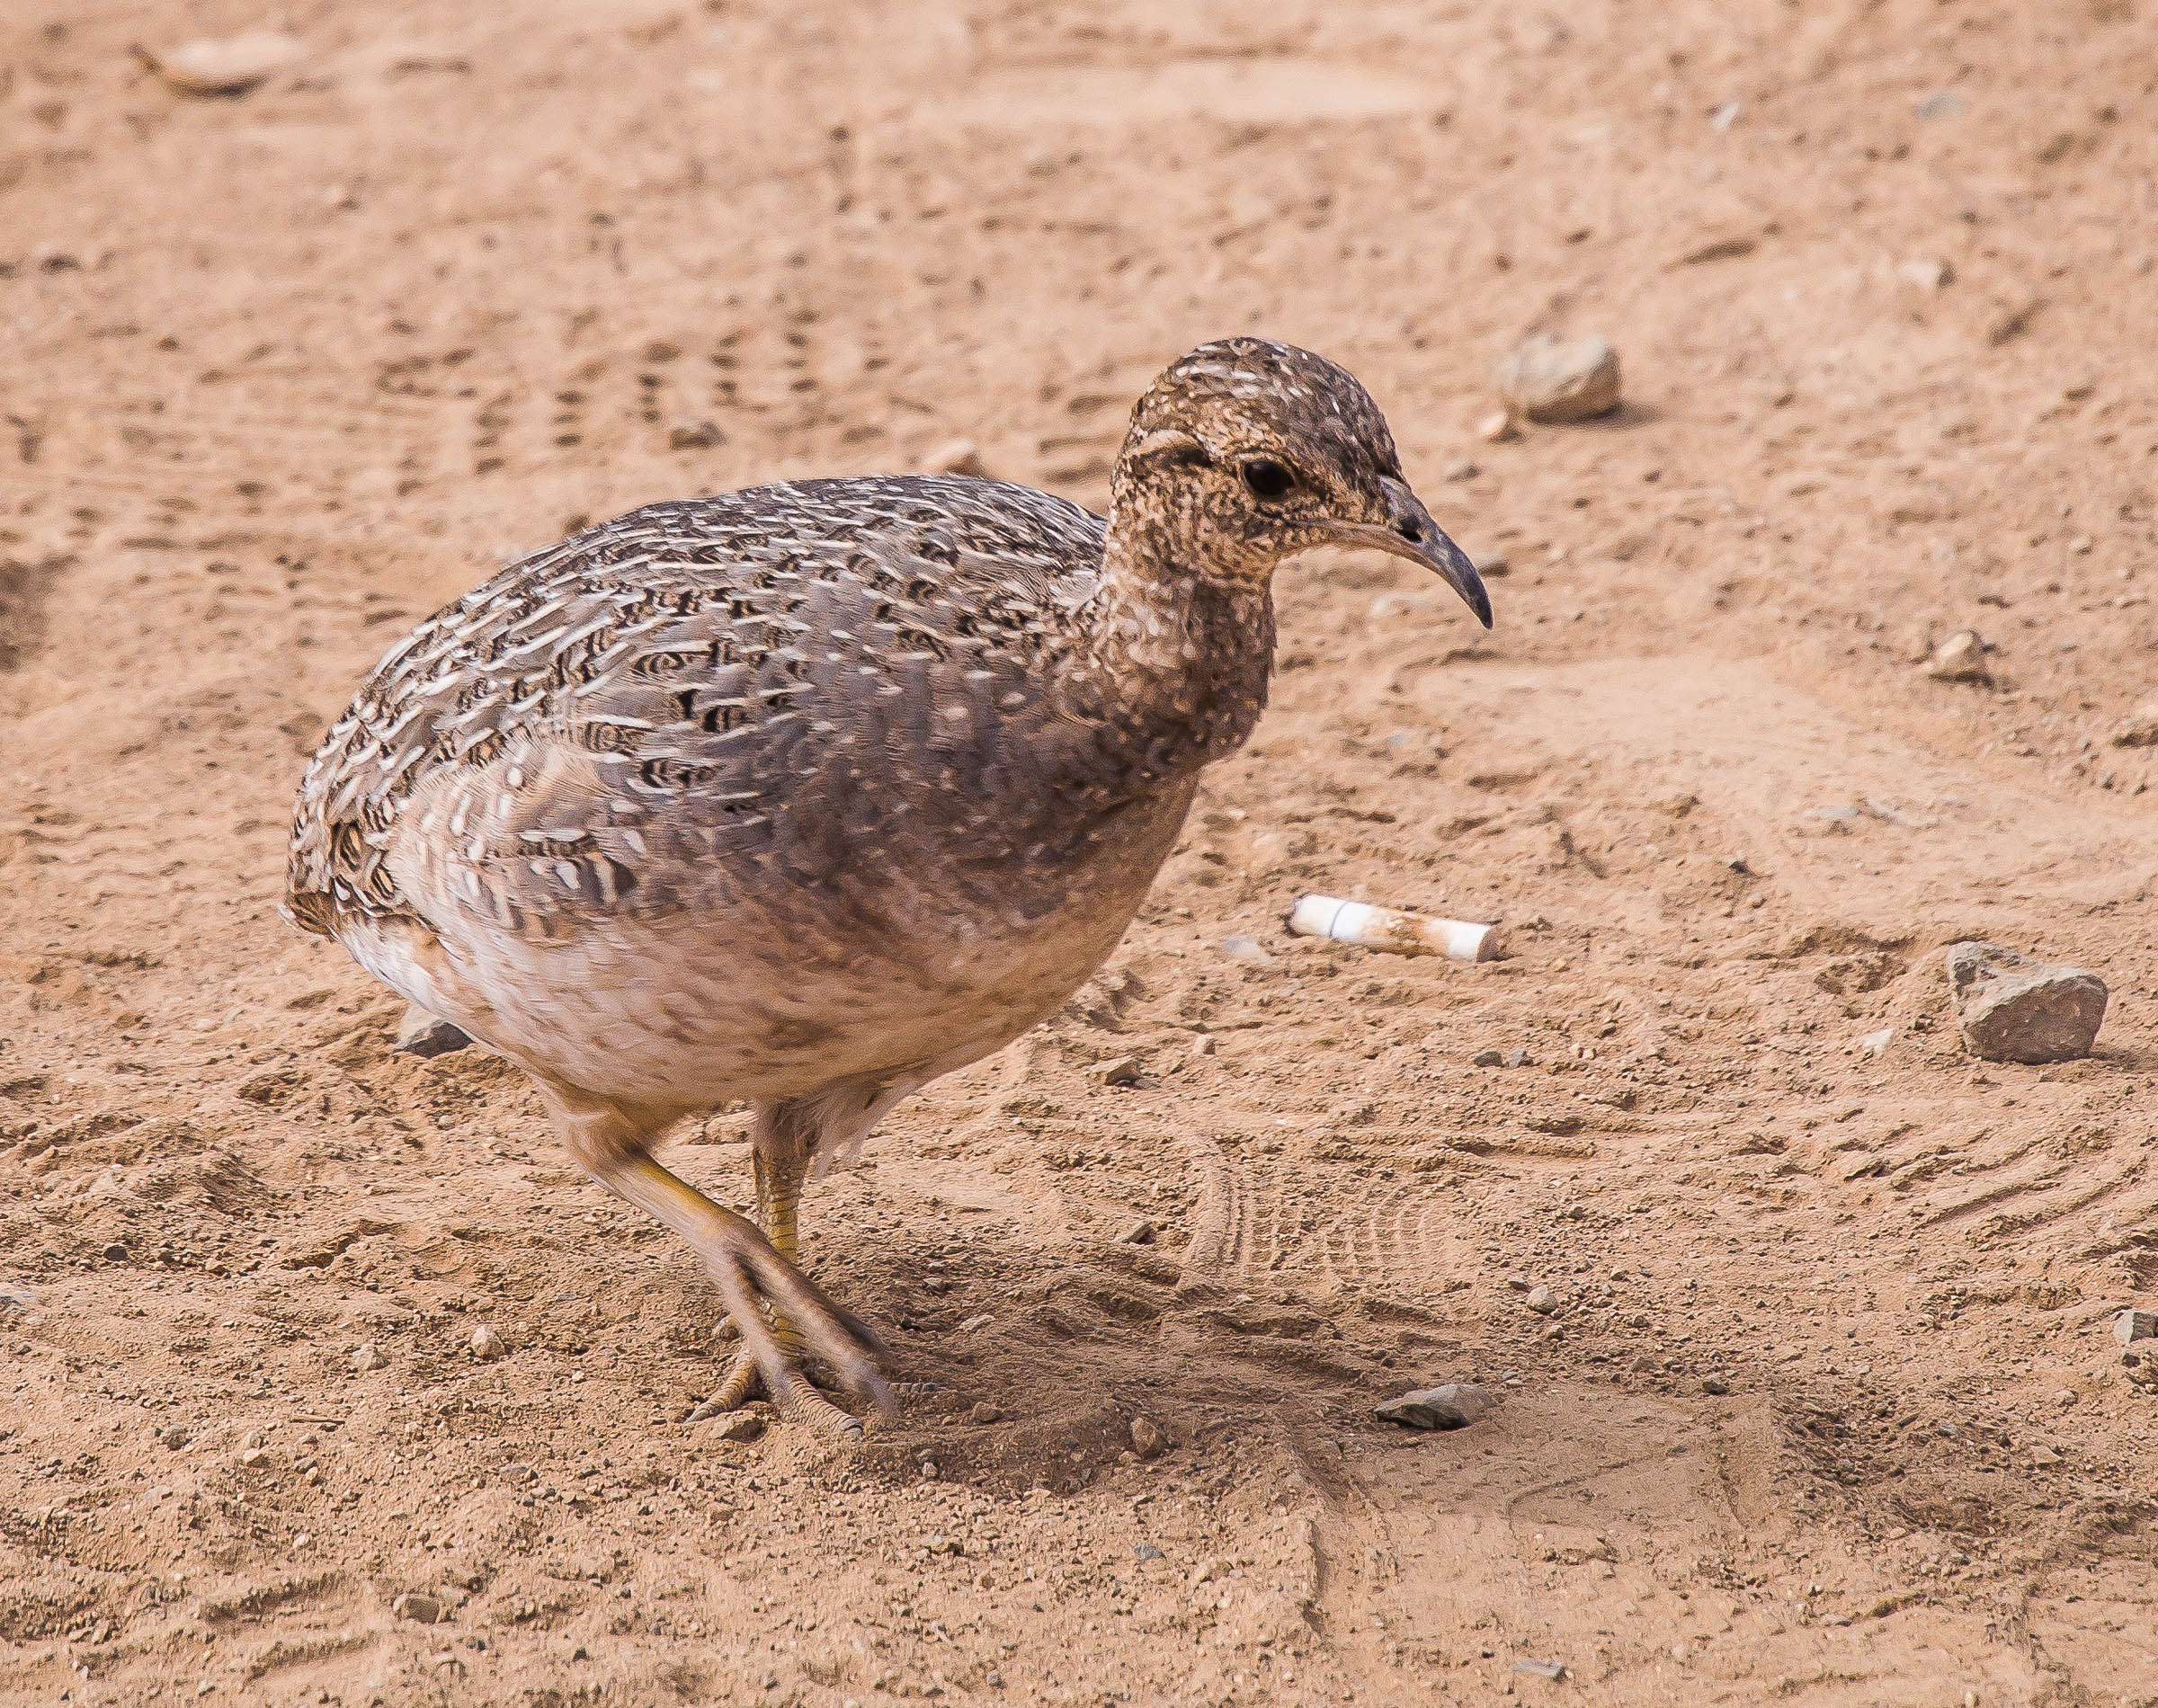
1375,1383,1493,1430
1525,1285,1558,1315
2114,1309,2157,1346
1088,1054,1141,1088
1494,332,1621,423
392,1591,444,1624
712,1411,766,1443
1473,1048,1504,1068
1947,941,2108,1063
395,1005,470,1058
1129,1415,1165,1458
1119,1218,1156,1245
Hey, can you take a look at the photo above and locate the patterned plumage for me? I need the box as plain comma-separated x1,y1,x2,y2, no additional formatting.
285,338,1491,1429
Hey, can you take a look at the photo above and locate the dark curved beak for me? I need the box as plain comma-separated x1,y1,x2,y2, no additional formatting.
1312,476,1493,629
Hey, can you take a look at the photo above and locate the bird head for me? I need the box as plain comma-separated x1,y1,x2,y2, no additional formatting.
1108,337,1492,628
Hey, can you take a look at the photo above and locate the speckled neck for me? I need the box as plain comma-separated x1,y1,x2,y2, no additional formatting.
1075,528,1276,778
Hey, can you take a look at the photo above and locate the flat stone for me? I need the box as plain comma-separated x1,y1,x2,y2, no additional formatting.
2113,1309,2157,1346
1087,1054,1141,1088
2111,701,2158,748
712,1411,766,1443
1472,1048,1504,1067
1948,941,2108,1063
395,1006,471,1058
141,31,304,96
1119,1218,1155,1244
1374,1383,1493,1430
1494,332,1621,423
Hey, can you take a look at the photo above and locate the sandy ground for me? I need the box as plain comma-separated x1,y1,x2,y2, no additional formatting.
5,2,2158,1704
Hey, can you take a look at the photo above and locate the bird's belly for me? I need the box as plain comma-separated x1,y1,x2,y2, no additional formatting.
404,779,1198,1109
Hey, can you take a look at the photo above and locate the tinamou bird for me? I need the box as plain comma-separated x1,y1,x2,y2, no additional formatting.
284,338,1491,1433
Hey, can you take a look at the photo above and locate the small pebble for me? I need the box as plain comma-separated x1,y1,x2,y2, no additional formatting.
1494,332,1621,423
1897,258,1953,290
1135,1543,1164,1562
138,31,304,96
1473,1048,1504,1067
1470,548,1510,578
669,420,724,450
2113,1309,2157,1346
1525,1285,1558,1315
1506,1275,1532,1293
1219,933,1274,966
103,1242,131,1263
1503,1047,1532,1069
712,1412,766,1443
1441,458,1480,481
923,438,988,478
1924,629,1988,682
1087,1055,1141,1088
1119,1218,1155,1245
2111,702,2158,748
239,1448,269,1468
394,1005,470,1058
1129,1415,1165,1458
392,1592,444,1625
1702,1375,1731,1396
969,1401,1003,1425
1476,410,1519,443
469,1326,505,1361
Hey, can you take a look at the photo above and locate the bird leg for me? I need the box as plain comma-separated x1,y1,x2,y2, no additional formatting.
692,1097,889,1435
543,1085,890,1432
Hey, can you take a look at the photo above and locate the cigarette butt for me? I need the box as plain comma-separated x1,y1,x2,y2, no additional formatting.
1284,894,1503,963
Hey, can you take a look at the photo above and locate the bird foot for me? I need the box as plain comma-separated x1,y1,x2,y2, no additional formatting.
691,1344,866,1438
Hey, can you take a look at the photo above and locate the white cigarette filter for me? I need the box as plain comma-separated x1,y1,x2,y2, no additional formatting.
1285,894,1503,963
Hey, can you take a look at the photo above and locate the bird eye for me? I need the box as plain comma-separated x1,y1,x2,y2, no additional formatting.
1239,458,1294,501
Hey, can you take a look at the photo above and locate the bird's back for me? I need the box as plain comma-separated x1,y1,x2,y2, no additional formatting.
285,476,1195,1104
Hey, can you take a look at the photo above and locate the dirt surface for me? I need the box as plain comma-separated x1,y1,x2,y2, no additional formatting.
5,3,2158,1704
